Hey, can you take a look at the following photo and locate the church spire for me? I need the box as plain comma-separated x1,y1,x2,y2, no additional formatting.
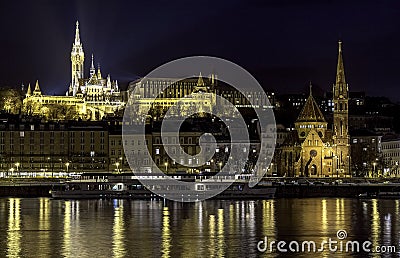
26,83,32,97
90,54,95,77
75,21,81,44
97,63,102,79
335,40,346,87
33,80,42,96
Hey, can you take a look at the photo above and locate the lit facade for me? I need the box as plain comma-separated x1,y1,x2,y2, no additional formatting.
22,21,124,120
275,41,351,177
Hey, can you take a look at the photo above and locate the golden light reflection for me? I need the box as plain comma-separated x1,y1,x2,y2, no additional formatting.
161,206,171,258
62,201,71,257
262,200,276,242
335,198,345,232
229,203,234,236
371,199,381,248
112,200,126,258
217,208,224,257
208,214,216,257
7,198,21,257
39,198,50,253
321,199,327,234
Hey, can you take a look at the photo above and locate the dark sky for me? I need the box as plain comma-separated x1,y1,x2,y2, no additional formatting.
0,0,399,100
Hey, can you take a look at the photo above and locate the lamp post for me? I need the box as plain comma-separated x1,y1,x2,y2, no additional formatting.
10,167,14,177
373,162,377,178
335,155,339,178
219,162,223,172
15,162,20,177
164,162,168,173
270,162,274,176
115,162,120,173
119,157,123,173
347,155,350,178
65,162,70,175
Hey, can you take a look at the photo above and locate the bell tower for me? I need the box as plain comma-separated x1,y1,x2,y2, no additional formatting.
333,40,350,176
71,21,85,95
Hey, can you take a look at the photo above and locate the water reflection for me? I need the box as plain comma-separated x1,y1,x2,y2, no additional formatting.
0,198,400,257
112,200,126,258
62,200,71,257
7,198,21,258
161,206,171,258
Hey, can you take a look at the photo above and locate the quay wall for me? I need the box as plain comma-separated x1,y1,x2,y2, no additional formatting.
0,183,399,198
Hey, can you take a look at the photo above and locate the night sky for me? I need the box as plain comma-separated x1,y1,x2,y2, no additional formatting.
0,0,399,100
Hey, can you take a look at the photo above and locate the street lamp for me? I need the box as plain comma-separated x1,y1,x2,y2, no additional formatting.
115,162,120,173
270,162,274,176
219,162,223,172
65,162,70,175
119,157,123,173
373,162,377,178
10,167,14,177
15,162,20,177
164,162,168,173
334,155,339,178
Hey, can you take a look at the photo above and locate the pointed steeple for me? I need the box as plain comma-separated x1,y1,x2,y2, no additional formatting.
26,83,32,97
33,80,42,96
76,84,83,97
115,80,119,91
194,72,207,92
97,63,102,79
107,74,112,88
335,40,346,88
75,21,81,44
296,83,326,122
90,54,95,77
197,72,204,87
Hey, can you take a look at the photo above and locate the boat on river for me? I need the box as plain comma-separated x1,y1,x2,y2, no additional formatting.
50,173,276,200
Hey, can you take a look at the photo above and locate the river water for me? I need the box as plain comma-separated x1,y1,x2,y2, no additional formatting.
0,198,399,257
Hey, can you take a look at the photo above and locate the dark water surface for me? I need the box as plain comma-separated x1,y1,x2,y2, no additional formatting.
0,198,399,257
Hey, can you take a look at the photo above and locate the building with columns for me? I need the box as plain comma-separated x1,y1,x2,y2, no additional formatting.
23,21,124,120
275,41,350,177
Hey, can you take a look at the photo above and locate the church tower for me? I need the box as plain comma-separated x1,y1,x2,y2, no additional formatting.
71,21,85,95
333,40,350,176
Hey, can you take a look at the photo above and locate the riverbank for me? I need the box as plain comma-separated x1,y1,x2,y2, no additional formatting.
1,182,400,198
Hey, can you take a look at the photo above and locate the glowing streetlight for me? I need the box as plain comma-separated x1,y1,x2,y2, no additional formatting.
164,162,168,173
15,162,20,176
65,162,70,174
115,162,120,173
219,162,223,172
373,162,377,178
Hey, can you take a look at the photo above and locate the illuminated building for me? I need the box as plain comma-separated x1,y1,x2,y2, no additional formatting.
128,73,275,119
275,41,350,177
22,21,124,120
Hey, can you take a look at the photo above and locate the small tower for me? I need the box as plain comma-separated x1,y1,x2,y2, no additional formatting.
71,21,85,95
194,72,207,92
26,83,32,97
33,80,42,96
97,63,102,79
90,54,95,77
106,74,112,88
294,83,327,139
333,40,350,176
76,84,84,98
